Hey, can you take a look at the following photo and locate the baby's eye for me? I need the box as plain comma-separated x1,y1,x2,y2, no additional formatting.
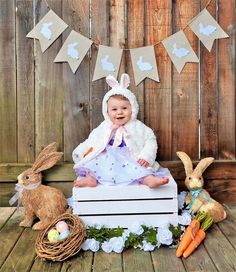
122,107,127,110
112,108,117,111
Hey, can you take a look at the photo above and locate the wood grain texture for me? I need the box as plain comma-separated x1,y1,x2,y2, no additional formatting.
151,248,186,272
0,228,37,272
123,249,154,272
110,0,125,75
90,0,110,129
204,225,236,271
145,1,172,161
93,251,122,272
200,0,218,158
16,0,35,163
218,0,236,159
172,0,200,160
35,0,63,157
0,0,17,162
61,251,93,272
127,0,145,121
63,0,90,161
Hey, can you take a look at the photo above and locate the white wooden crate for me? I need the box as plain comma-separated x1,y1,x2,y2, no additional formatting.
73,173,178,228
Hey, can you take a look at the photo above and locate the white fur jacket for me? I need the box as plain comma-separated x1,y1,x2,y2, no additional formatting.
72,119,160,171
73,73,160,172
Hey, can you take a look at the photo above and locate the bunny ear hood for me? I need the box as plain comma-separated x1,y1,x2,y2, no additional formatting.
102,73,139,123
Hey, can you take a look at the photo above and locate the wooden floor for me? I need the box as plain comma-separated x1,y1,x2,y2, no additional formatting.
0,206,236,272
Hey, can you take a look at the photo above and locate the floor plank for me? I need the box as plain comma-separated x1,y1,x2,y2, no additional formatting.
0,207,15,229
152,247,186,272
204,224,236,272
93,251,122,272
182,244,217,272
0,228,37,272
0,208,25,268
217,205,236,250
61,251,93,272
123,248,154,272
30,258,62,272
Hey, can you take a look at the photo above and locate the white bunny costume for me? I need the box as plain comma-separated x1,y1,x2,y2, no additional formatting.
72,74,168,185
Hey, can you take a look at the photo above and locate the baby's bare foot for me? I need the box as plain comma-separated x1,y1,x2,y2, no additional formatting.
73,176,97,187
140,175,169,189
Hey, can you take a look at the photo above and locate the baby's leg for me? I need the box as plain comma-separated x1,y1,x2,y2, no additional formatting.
140,175,169,189
74,175,97,187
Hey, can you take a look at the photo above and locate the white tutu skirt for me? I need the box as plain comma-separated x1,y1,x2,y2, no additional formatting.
74,145,170,186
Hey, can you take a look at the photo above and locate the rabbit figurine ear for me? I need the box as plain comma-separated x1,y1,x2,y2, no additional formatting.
106,75,120,88
32,152,63,173
176,151,193,176
120,73,130,89
36,142,57,162
192,157,214,178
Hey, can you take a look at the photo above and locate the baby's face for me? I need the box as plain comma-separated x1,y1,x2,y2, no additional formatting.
107,97,132,126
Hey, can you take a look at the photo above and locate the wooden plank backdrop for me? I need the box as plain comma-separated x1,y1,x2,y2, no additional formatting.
0,0,235,205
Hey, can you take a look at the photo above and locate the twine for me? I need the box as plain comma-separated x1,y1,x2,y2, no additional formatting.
35,212,86,262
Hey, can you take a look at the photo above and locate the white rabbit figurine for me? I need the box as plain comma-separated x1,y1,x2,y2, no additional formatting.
177,151,226,222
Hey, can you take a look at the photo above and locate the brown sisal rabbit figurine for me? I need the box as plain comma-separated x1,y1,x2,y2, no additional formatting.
176,151,226,223
10,143,68,230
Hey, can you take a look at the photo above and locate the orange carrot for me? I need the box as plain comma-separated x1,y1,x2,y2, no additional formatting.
176,212,207,257
182,229,206,258
83,147,93,157
176,219,200,257
183,216,213,258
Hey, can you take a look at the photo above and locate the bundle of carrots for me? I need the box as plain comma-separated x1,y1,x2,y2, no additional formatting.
176,212,214,258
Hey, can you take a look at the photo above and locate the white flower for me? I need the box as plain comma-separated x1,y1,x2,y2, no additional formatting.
178,211,192,225
141,240,156,251
128,222,144,235
178,191,187,209
94,222,103,230
109,237,125,253
82,238,100,252
156,227,173,246
122,229,130,241
101,241,113,253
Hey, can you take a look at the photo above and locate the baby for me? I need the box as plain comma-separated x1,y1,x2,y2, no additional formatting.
72,73,169,188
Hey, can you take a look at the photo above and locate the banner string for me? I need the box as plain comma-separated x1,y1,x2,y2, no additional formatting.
42,0,215,50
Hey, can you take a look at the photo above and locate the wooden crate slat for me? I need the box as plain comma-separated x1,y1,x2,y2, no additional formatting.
73,182,177,201
77,213,178,228
74,199,178,215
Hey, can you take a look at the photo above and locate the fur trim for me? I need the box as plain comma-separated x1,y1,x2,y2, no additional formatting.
102,74,139,122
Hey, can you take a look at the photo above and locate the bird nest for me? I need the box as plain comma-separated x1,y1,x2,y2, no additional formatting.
35,212,86,262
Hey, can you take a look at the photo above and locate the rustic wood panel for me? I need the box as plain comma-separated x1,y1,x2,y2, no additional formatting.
200,0,218,158
1,161,236,181
123,249,154,272
35,0,63,157
182,244,217,271
218,0,236,160
0,0,16,163
93,251,122,272
0,209,24,267
16,0,35,163
151,247,186,271
61,251,93,272
0,228,37,272
172,0,200,160
63,0,90,161
204,225,236,271
127,0,145,122
110,0,126,75
145,1,172,161
90,0,110,129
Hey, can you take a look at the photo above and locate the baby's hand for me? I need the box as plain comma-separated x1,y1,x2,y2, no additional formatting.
137,159,150,168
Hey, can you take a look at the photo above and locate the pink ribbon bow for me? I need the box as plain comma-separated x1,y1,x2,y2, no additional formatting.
110,124,129,147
